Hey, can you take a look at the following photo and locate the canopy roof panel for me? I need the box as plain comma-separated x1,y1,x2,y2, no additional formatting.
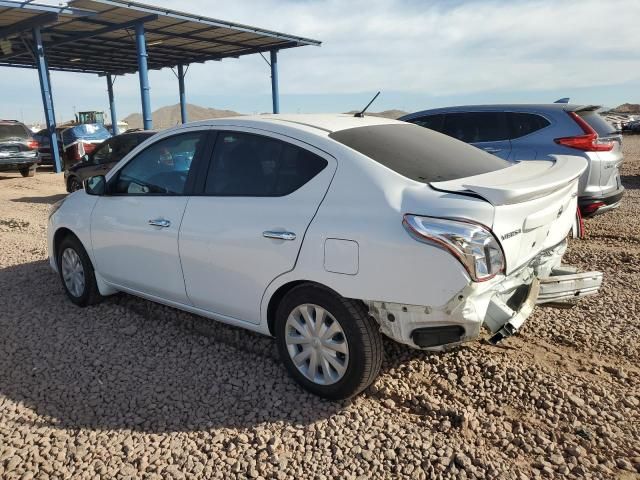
0,0,321,75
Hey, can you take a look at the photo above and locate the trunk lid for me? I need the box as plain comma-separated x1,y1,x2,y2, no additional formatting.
431,156,587,273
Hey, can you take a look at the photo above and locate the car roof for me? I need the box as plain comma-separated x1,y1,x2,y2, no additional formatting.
0,120,28,126
182,114,400,135
400,104,601,120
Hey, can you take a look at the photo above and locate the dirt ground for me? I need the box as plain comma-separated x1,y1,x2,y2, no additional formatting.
0,138,638,480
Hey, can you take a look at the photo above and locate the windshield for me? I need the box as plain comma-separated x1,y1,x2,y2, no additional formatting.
0,124,30,142
329,123,510,183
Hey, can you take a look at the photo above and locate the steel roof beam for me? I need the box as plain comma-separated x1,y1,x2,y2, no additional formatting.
0,12,58,40
47,14,158,48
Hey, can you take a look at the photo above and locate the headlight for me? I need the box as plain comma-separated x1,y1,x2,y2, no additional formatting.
403,214,505,282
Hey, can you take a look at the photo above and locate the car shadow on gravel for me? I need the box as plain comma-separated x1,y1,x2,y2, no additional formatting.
0,260,425,433
621,174,639,190
11,193,67,205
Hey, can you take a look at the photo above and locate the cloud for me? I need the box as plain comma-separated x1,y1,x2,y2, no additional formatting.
2,0,639,122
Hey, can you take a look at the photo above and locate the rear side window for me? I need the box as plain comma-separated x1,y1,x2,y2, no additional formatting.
407,114,445,132
442,112,510,143
508,112,550,139
577,111,616,137
0,124,30,141
205,132,327,196
329,123,509,183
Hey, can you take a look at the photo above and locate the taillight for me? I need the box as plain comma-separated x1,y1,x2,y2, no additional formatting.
575,207,585,238
403,215,505,282
27,139,39,150
554,112,613,152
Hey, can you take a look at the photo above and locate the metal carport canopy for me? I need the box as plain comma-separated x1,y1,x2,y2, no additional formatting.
0,0,321,172
1,0,321,74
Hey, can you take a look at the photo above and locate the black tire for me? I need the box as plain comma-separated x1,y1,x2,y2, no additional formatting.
19,164,36,177
57,234,103,307
275,284,383,400
67,176,83,192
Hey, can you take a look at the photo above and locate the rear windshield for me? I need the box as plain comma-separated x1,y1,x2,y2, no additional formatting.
577,111,617,137
329,123,510,183
0,124,30,141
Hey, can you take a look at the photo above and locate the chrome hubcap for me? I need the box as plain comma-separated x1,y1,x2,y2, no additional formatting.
285,303,349,385
61,248,85,297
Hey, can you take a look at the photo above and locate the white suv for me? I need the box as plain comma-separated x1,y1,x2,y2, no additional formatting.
48,114,602,399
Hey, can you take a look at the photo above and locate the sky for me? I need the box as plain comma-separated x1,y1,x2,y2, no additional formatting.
1,0,639,125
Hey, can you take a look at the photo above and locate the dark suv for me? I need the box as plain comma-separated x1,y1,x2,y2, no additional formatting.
64,130,156,191
0,120,40,177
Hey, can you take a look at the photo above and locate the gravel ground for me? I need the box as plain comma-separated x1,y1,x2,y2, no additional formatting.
0,138,639,480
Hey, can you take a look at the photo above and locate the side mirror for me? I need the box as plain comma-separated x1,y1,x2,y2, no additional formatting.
81,154,90,162
85,175,106,195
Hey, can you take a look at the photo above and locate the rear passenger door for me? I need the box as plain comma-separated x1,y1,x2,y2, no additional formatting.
442,112,512,160
179,129,336,324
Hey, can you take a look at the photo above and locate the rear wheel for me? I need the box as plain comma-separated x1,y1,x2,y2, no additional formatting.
57,234,103,307
275,284,383,399
19,164,36,177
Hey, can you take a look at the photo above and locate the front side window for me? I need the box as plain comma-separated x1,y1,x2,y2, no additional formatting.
112,131,205,195
92,140,114,164
442,112,510,143
204,132,327,196
108,135,142,164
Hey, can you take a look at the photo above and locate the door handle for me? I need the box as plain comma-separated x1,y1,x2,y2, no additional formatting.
148,218,171,228
263,231,296,241
482,147,502,153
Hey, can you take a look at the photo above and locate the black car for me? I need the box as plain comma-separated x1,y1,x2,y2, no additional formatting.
64,130,156,192
0,120,40,177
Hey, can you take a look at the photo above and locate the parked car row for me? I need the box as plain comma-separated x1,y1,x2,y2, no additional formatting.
49,113,604,399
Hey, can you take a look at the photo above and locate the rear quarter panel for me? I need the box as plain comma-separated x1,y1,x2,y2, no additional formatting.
261,145,486,325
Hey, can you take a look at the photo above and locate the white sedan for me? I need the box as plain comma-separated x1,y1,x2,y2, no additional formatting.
48,114,602,399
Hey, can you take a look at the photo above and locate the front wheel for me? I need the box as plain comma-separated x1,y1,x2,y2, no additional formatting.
275,284,383,399
67,176,83,192
57,235,103,307
19,164,36,177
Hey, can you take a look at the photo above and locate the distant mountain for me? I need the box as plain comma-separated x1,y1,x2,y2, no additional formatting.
122,104,410,129
611,103,640,114
345,109,409,119
123,103,241,129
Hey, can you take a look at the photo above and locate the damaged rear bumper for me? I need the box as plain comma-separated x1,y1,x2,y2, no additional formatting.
366,241,603,350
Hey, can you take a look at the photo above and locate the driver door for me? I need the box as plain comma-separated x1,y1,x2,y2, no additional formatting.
90,129,211,304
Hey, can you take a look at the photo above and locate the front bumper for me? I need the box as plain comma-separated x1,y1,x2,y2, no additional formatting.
366,241,603,349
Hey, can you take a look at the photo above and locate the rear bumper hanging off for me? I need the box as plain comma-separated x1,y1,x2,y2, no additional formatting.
366,244,603,349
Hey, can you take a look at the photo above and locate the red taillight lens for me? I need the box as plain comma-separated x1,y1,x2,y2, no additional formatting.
575,207,585,238
554,112,613,152
27,139,39,150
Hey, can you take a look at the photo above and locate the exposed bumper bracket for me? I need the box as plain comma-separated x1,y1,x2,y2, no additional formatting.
537,267,603,305
488,279,540,345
